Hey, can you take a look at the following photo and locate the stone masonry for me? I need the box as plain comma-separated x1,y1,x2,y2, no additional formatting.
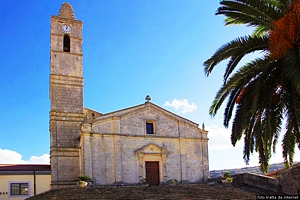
49,3,84,188
80,103,209,185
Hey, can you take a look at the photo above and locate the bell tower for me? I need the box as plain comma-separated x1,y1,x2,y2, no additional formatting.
49,3,84,188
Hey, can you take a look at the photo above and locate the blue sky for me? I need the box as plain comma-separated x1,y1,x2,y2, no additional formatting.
0,0,299,170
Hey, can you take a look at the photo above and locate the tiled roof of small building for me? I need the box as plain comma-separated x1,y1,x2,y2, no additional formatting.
264,170,279,176
0,164,51,171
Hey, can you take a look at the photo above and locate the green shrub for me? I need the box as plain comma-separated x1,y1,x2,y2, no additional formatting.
77,174,91,181
222,171,233,183
140,178,148,184
167,179,179,185
223,171,231,179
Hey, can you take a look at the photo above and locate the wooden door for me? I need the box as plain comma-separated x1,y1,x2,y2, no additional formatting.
146,161,159,186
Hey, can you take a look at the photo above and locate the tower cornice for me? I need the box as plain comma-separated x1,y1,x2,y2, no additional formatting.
50,16,82,25
50,50,83,57
50,33,82,41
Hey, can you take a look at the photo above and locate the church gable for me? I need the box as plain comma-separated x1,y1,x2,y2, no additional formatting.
88,102,205,138
93,102,198,126
83,107,103,123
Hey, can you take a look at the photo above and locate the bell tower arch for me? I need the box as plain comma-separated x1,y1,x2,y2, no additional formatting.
49,2,84,188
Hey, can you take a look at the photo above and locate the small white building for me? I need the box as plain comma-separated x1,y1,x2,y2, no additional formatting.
0,164,51,200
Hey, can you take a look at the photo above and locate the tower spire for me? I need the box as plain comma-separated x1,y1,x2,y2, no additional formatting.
58,2,75,19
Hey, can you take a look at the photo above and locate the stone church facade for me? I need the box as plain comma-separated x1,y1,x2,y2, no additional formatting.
49,3,209,189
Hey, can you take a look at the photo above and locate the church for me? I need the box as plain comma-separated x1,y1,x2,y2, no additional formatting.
49,2,209,188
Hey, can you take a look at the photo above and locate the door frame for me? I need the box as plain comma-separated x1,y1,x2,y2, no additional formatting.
135,143,168,184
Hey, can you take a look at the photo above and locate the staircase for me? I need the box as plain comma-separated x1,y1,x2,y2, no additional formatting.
26,184,273,200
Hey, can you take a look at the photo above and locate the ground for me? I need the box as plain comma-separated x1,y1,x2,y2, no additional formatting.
27,183,283,200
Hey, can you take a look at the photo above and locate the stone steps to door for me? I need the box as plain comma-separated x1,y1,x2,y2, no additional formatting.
26,184,278,200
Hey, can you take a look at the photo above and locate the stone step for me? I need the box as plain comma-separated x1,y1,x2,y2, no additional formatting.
26,184,274,200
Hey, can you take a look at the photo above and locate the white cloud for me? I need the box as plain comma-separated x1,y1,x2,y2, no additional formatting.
0,148,50,164
164,98,198,114
207,124,300,170
206,125,242,150
28,154,50,164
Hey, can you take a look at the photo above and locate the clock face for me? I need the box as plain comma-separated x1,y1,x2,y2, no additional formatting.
62,24,72,33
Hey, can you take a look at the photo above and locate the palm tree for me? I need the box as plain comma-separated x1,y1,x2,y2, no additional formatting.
203,0,300,173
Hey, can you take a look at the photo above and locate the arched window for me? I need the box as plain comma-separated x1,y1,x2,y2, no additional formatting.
63,34,70,52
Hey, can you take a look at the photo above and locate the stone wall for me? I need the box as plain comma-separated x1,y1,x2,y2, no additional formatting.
232,164,300,195
50,16,82,77
232,173,281,193
277,163,300,195
80,104,209,185
80,133,208,185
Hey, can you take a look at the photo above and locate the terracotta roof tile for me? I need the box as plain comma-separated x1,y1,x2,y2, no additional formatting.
264,168,284,176
0,164,51,171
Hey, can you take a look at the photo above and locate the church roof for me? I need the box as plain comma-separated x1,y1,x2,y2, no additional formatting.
92,101,200,128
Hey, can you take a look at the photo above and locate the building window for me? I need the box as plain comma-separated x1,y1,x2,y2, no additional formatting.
146,122,155,134
10,183,29,196
63,34,70,52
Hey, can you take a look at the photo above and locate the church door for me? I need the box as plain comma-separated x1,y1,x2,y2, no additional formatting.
145,161,159,186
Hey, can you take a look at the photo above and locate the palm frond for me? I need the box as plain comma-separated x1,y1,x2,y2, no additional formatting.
204,35,268,81
284,47,300,91
218,0,284,27
219,10,271,28
282,127,295,168
252,25,269,36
